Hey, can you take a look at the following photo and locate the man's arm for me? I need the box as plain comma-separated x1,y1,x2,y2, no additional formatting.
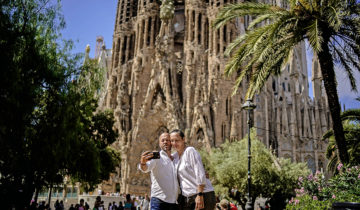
139,151,154,172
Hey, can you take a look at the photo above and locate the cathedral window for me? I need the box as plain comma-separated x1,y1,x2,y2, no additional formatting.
216,29,220,54
140,19,145,49
168,68,173,96
198,13,202,44
147,17,152,46
129,34,135,59
121,36,127,64
205,18,209,49
192,11,196,42
225,98,229,115
272,79,277,92
221,123,226,141
132,0,138,17
115,38,121,68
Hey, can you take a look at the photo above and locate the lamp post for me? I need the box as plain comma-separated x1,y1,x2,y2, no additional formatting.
242,99,256,210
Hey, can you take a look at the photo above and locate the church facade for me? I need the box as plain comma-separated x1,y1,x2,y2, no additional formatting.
97,0,330,194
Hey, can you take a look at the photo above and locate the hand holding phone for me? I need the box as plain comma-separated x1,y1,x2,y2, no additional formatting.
140,151,160,164
150,151,160,159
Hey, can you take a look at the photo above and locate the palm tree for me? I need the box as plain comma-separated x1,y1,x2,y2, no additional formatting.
322,108,360,173
214,0,360,164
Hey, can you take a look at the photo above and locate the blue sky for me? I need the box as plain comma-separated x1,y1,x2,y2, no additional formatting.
60,0,117,56
59,0,359,109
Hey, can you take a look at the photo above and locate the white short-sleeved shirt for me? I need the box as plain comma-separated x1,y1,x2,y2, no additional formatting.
138,150,178,203
173,147,214,197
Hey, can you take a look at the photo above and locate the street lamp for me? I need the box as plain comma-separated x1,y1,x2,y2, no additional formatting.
242,99,256,210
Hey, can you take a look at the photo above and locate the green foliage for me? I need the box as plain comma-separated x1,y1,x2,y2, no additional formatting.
286,165,360,209
77,59,107,99
0,0,119,208
200,130,310,209
322,108,360,173
286,195,333,210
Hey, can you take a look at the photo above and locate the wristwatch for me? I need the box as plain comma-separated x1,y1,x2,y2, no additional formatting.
198,192,204,196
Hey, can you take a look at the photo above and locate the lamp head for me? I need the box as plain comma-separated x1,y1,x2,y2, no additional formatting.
242,99,256,110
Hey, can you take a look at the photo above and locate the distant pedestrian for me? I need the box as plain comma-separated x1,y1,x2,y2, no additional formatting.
118,201,124,210
85,202,90,210
112,201,117,210
217,199,237,210
59,200,64,210
124,194,133,210
69,204,75,210
79,199,86,210
140,194,150,210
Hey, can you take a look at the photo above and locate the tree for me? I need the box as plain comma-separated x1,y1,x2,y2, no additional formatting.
322,105,360,173
0,0,119,208
214,0,360,164
200,131,310,209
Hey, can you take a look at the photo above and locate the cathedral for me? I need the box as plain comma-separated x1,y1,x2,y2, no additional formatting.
95,0,331,194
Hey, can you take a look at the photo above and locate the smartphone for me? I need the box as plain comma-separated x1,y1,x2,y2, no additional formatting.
150,151,160,159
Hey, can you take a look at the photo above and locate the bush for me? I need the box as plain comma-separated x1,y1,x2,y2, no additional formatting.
200,130,310,209
286,164,360,209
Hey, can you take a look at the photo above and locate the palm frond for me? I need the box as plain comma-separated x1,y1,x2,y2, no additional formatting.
213,3,277,29
306,19,323,53
224,23,273,57
324,5,342,31
287,0,299,8
340,17,360,40
341,109,360,122
337,34,360,67
322,129,334,140
224,24,277,80
224,34,248,57
326,154,339,174
223,44,250,77
331,44,357,91
247,42,295,98
247,7,289,30
247,14,274,30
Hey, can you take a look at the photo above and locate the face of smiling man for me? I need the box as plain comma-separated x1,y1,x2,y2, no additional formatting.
159,132,171,152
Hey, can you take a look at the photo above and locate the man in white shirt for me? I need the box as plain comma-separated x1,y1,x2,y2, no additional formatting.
138,132,179,210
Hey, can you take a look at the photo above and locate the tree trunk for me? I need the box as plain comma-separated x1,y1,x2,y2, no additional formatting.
317,41,349,164
48,184,53,206
34,186,39,203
